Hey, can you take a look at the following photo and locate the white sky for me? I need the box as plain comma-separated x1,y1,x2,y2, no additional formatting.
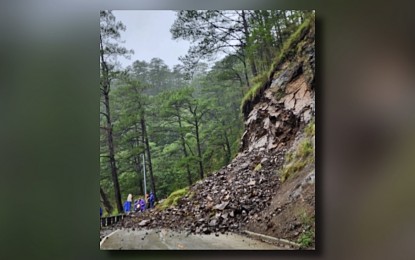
112,10,191,70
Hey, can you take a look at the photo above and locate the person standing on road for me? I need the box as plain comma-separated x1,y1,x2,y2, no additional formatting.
139,198,146,212
149,192,155,208
124,194,133,214
145,193,149,209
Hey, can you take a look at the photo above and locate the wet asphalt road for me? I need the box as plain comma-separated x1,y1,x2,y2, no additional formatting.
100,229,283,250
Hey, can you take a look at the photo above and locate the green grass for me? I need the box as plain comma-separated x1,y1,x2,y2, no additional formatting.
251,71,268,85
298,139,313,159
240,82,263,111
278,20,310,62
157,187,190,210
241,17,314,112
304,119,315,137
293,209,315,248
297,230,314,249
102,208,119,217
297,211,315,248
280,160,307,182
279,137,314,182
297,209,314,227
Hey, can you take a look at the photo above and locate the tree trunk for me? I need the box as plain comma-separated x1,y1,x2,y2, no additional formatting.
100,187,113,214
223,126,232,164
283,11,290,30
177,112,192,186
141,116,157,202
242,58,250,88
194,118,204,179
249,57,258,77
241,10,258,77
133,124,144,196
133,154,144,195
100,34,123,214
262,11,274,68
103,92,123,213
275,11,284,48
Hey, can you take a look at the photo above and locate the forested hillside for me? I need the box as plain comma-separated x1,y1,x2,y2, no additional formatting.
100,10,315,219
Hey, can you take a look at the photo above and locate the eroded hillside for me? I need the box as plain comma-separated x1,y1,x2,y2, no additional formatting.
116,17,315,249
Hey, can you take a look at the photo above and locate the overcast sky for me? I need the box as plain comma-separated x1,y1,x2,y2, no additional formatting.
112,10,191,70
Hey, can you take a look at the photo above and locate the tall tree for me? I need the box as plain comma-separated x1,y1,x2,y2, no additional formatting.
159,89,194,186
114,76,158,201
100,10,132,213
171,10,255,82
184,93,209,179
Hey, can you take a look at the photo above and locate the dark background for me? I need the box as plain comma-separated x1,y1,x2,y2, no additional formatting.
1,0,414,259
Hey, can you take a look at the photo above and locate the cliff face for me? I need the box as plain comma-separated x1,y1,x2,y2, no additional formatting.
241,20,315,153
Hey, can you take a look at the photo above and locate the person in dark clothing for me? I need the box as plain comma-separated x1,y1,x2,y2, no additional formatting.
139,198,146,212
123,200,131,214
134,199,139,212
149,192,155,208
123,194,133,214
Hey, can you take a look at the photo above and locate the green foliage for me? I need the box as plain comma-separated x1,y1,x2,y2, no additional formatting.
275,17,312,65
305,119,315,137
280,160,307,183
298,139,313,159
241,15,313,112
251,71,268,86
297,230,314,249
240,82,263,110
107,208,120,217
158,187,189,210
295,208,315,249
279,137,314,182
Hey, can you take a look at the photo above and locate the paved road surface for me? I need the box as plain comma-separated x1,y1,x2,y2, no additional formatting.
100,229,284,250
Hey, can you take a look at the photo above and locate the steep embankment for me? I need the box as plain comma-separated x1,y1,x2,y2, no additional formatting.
239,17,315,248
117,18,315,248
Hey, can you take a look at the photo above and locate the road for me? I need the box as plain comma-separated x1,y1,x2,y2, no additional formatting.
100,228,284,250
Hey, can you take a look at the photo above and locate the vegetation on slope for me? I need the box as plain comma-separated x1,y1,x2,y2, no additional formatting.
280,119,315,182
241,16,314,112
157,187,191,210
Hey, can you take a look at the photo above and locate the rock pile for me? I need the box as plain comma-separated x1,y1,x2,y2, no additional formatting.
118,148,287,235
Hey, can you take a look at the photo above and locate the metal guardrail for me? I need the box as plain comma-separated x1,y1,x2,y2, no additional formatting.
100,214,125,227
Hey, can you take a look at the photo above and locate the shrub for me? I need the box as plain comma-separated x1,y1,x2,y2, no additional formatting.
158,187,189,210
297,230,314,249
